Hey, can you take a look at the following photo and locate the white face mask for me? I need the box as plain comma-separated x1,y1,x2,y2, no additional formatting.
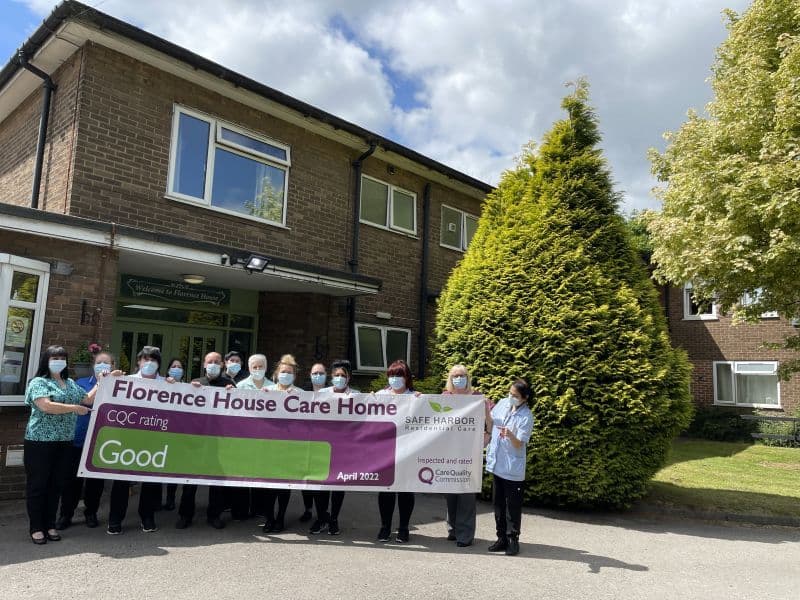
49,359,67,374
250,368,266,381
94,362,112,376
388,376,405,390
205,363,222,378
451,376,467,389
226,362,241,376
277,372,295,386
331,375,347,390
140,361,158,376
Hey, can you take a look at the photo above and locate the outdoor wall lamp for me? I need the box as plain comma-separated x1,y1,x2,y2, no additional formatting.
236,254,270,273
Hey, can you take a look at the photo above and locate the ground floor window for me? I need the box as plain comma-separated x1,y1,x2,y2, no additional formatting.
0,254,50,404
354,323,411,372
713,361,780,407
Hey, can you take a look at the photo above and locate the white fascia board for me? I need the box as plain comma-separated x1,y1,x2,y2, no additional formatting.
0,212,109,246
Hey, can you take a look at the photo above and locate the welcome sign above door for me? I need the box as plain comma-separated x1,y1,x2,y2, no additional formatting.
121,275,230,307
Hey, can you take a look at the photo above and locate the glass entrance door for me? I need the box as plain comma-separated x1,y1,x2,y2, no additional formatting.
115,326,168,375
174,329,223,381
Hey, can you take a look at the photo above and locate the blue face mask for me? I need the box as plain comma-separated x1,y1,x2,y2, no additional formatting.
277,372,295,386
388,376,405,390
94,362,112,376
168,367,184,380
49,359,67,374
205,363,221,378
331,375,347,390
311,373,326,386
226,362,241,376
140,361,159,376
451,376,467,389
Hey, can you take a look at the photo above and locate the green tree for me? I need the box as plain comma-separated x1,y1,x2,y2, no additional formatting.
434,81,693,508
245,177,284,223
647,1,800,331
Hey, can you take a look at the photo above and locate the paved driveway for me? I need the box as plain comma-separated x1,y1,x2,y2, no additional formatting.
1,491,798,599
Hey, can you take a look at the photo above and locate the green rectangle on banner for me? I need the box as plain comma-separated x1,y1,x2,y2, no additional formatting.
92,426,331,480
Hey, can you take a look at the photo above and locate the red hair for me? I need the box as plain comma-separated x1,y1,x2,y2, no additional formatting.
386,359,413,390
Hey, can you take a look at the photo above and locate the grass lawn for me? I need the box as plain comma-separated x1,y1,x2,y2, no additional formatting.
646,438,800,517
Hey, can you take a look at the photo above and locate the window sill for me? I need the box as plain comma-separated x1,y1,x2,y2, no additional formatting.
713,403,782,409
166,195,291,230
440,243,465,254
682,315,719,321
359,220,418,240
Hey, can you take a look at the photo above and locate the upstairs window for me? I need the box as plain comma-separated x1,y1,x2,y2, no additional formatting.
360,175,417,235
167,106,291,226
683,282,717,320
740,289,779,319
354,323,411,372
440,205,478,251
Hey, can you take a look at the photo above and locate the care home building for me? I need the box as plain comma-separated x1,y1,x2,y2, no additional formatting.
0,1,491,497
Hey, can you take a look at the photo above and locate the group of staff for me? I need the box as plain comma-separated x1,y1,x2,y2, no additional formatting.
22,343,533,556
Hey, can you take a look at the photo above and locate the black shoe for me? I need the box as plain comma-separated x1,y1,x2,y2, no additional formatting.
327,519,340,536
107,524,123,535
309,519,328,535
456,541,472,548
175,517,191,529
207,517,225,529
395,529,410,543
268,520,285,533
488,539,508,552
55,516,72,531
141,517,158,533
46,530,62,541
505,538,520,556
377,526,391,542
299,510,313,523
85,513,99,528
261,519,274,533
31,533,47,545
163,501,176,511
446,533,456,541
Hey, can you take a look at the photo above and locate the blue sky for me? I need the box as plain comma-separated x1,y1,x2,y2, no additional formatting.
1,0,753,212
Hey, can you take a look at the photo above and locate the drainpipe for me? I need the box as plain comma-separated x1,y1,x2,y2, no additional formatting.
18,51,56,210
417,183,432,379
347,142,377,364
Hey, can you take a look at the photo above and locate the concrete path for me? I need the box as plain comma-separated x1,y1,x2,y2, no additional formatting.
1,491,798,600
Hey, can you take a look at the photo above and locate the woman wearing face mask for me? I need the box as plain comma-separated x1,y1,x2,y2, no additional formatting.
224,350,248,384
262,354,301,533
298,362,327,523
163,357,185,512
485,379,534,556
235,354,269,521
310,359,358,536
56,350,119,531
23,346,97,544
375,359,418,543
441,364,491,548
106,346,165,535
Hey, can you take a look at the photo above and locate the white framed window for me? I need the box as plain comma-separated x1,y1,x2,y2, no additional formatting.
713,361,780,408
359,175,417,235
354,323,411,372
440,205,478,251
740,289,779,319
0,254,50,406
683,282,717,320
166,105,291,227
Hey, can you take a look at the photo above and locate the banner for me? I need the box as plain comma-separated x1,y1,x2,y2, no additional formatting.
78,377,485,493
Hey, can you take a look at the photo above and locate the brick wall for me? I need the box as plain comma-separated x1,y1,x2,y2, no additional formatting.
0,47,84,212
666,285,800,413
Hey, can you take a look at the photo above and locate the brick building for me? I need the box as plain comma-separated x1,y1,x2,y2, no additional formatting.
0,2,490,498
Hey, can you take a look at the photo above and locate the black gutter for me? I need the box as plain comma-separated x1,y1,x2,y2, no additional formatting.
0,202,382,289
17,52,56,209
0,1,493,196
417,183,432,379
347,143,377,364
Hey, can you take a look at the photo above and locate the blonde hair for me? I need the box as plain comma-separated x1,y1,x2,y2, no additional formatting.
445,364,472,393
272,353,299,382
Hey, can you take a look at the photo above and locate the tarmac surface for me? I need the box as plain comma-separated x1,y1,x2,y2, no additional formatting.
1,489,798,600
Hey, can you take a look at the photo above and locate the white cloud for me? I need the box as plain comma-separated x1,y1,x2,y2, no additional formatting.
19,0,752,211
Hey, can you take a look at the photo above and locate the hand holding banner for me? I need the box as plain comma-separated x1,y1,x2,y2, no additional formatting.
79,376,486,493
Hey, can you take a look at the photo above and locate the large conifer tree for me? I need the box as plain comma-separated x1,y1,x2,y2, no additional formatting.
434,82,692,507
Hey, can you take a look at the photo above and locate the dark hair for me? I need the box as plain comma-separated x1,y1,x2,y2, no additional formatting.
136,345,162,368
511,379,532,405
330,359,352,378
94,351,116,366
35,345,68,379
225,350,244,362
167,357,183,369
387,359,413,390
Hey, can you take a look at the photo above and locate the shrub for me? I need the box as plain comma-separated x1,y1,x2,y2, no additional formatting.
755,407,800,448
434,82,693,508
683,408,757,442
